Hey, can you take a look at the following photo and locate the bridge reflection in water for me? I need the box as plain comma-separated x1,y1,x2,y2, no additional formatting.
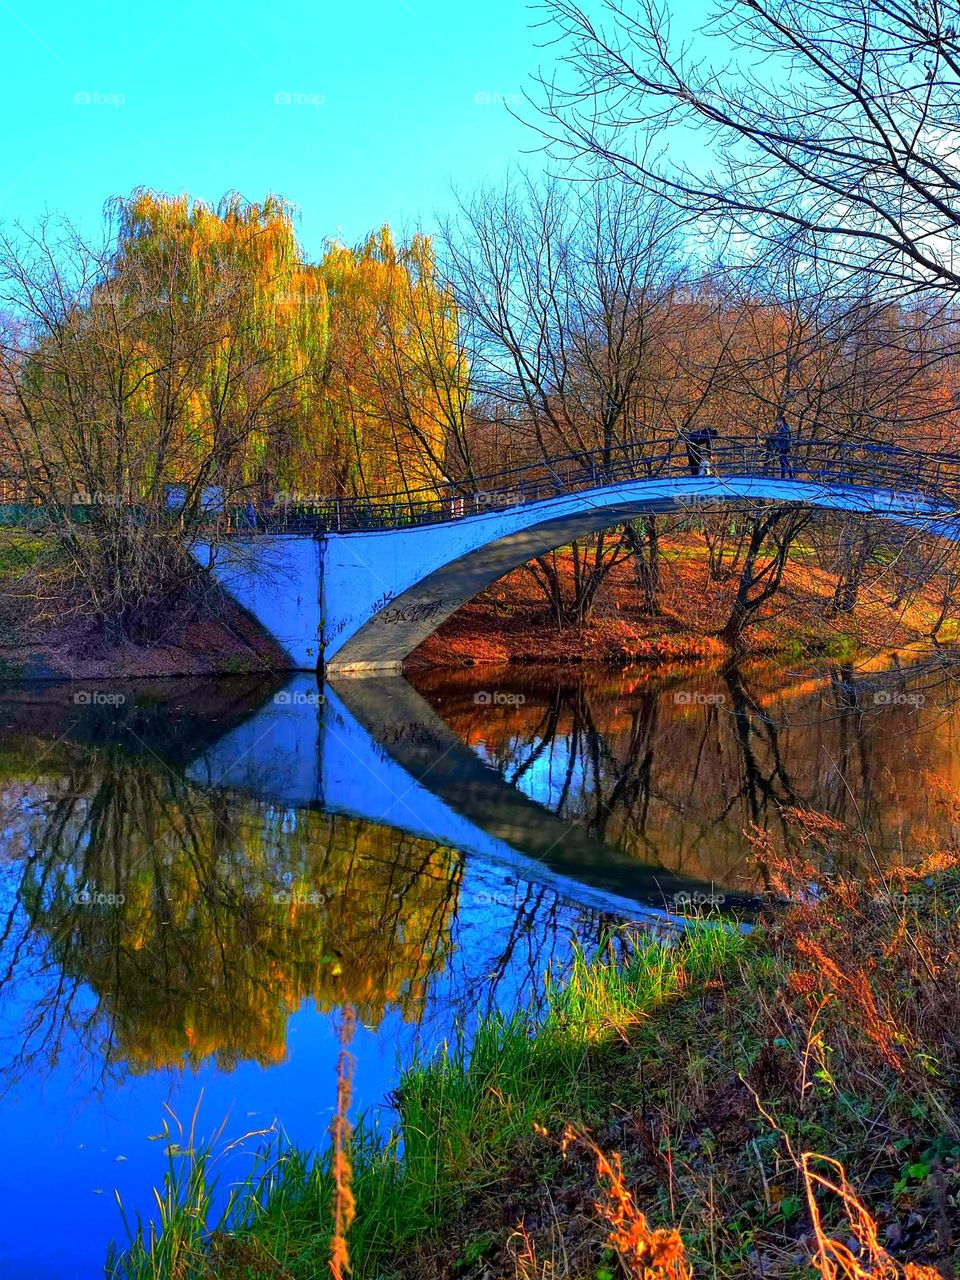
0,658,958,1275
185,672,750,919
2,666,752,1098
0,674,650,1277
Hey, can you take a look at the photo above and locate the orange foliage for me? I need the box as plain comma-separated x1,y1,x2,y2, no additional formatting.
800,1152,941,1280
563,1126,693,1280
792,935,906,1072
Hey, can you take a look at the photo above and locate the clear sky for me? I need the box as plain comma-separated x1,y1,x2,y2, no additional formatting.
0,0,553,259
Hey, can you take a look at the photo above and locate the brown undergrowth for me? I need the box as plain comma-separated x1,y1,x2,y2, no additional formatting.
410,538,946,670
397,808,960,1280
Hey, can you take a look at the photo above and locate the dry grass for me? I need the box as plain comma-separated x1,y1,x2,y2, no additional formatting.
563,1125,694,1280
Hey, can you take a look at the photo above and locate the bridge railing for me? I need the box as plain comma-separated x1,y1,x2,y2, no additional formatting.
243,433,960,534
4,434,958,535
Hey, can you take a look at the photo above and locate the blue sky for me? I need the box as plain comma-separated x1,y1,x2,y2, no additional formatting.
0,0,550,259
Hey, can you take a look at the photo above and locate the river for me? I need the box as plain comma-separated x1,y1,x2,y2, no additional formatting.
0,653,957,1277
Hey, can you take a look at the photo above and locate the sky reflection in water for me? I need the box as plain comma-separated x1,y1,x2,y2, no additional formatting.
0,655,957,1276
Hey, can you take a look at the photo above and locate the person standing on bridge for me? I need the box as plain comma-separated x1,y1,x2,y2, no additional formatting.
685,431,701,476
769,414,794,479
686,427,717,476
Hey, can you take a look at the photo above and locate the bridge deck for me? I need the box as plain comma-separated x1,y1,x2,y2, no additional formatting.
242,434,960,534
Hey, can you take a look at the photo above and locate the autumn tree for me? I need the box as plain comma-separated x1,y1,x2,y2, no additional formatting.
315,227,470,499
445,177,703,622
668,241,960,638
533,0,960,646
718,506,814,647
0,192,328,639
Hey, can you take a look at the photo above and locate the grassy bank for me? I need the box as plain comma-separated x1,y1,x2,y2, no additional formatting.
110,808,960,1280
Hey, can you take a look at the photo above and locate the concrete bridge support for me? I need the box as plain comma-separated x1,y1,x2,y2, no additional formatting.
193,535,324,669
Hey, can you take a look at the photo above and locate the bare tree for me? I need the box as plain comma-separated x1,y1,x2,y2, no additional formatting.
444,176,728,621
535,0,960,298
718,505,814,646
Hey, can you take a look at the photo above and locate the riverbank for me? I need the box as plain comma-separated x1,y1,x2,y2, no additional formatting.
0,586,287,681
410,538,951,669
112,808,960,1280
0,532,950,680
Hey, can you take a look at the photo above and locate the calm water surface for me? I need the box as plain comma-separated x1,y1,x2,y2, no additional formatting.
0,655,958,1277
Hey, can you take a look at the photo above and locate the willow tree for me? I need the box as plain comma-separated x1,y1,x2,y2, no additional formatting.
317,226,470,498
0,191,328,638
112,191,329,496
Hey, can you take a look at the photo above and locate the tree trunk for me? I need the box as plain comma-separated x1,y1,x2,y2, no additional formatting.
623,517,661,615
718,508,809,648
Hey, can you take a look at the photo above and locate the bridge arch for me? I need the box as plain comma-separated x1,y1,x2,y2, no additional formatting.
196,472,960,673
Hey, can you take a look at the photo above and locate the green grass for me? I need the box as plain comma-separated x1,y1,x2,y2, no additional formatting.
0,529,50,576
779,628,858,661
820,631,857,659
107,859,960,1278
108,923,749,1279
933,617,960,643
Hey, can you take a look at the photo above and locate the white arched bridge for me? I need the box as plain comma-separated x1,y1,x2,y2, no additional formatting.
193,434,960,673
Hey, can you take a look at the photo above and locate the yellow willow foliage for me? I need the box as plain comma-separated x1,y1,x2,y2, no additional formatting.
99,191,329,490
22,197,464,503
23,770,460,1072
316,225,467,497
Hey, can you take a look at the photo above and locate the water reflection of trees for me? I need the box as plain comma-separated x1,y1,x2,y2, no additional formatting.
428,660,960,886
445,874,628,1027
0,734,626,1087
1,742,463,1080
5,657,958,1084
